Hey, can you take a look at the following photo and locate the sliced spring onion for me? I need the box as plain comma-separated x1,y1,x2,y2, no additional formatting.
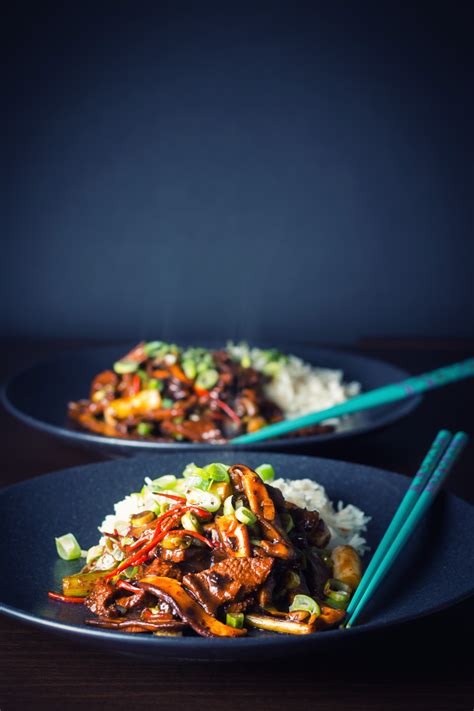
130,510,156,526
182,462,207,479
185,475,208,491
136,422,153,436
144,341,162,356
113,360,139,374
148,378,163,391
195,368,219,390
86,544,104,565
235,506,257,525
122,565,140,579
145,474,177,491
289,594,321,617
223,495,235,517
323,578,351,607
182,360,197,380
323,597,348,610
255,463,275,482
204,462,230,482
281,513,294,533
181,512,201,532
226,612,244,629
161,398,174,409
241,354,251,368
160,532,192,550
186,488,222,513
55,533,82,561
196,355,214,373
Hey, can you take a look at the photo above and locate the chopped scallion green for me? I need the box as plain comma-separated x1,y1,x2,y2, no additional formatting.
195,368,219,390
186,488,222,512
181,512,201,532
136,422,153,436
289,594,321,617
323,578,351,608
223,495,235,517
55,533,82,561
255,463,275,482
113,360,139,374
235,506,257,525
226,612,244,629
182,360,197,380
146,474,177,491
204,462,230,482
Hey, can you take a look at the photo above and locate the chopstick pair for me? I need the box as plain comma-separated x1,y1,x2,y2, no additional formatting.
344,429,468,628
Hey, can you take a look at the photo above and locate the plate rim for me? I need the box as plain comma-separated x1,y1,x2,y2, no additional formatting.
1,452,473,653
1,343,422,450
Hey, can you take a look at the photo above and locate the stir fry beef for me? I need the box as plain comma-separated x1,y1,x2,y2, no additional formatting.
58,463,364,638
143,559,183,581
182,556,274,615
68,341,336,443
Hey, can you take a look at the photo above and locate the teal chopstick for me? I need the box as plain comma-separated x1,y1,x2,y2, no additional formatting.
345,431,468,628
345,430,452,618
231,359,474,444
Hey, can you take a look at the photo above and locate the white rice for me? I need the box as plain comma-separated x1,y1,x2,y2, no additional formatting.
227,343,360,421
271,478,371,555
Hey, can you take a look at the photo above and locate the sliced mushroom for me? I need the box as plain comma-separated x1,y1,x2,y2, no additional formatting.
85,616,186,633
138,576,247,637
314,605,346,630
215,516,251,558
229,464,276,521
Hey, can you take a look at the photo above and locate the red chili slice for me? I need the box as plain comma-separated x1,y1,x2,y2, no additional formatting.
215,399,241,425
48,592,85,604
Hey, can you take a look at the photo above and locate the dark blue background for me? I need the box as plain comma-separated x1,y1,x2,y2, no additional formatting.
3,2,473,343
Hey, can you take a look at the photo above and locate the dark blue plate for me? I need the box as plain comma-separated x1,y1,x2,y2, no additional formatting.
1,452,472,661
1,343,420,454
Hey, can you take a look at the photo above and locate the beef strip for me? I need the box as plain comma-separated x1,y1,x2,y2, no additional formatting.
144,559,183,580
84,579,117,617
287,502,331,548
183,556,274,615
224,595,257,614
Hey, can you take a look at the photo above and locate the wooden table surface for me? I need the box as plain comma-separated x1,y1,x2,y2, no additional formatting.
1,340,473,711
